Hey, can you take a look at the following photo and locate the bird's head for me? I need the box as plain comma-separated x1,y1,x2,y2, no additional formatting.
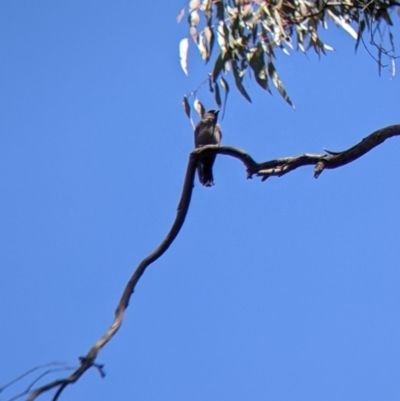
203,109,220,121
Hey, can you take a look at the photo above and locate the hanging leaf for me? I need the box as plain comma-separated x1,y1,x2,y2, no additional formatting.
220,77,230,118
202,0,213,25
216,0,224,20
254,69,270,92
197,34,209,61
176,8,185,23
327,10,358,40
204,26,214,62
194,98,205,117
208,74,214,93
179,38,189,75
189,0,200,12
188,10,200,43
252,23,258,43
248,44,270,92
190,26,198,43
232,61,252,103
182,96,191,118
212,51,230,82
379,9,393,26
214,81,222,109
220,77,229,93
201,0,212,10
217,21,227,52
188,10,200,27
267,60,293,107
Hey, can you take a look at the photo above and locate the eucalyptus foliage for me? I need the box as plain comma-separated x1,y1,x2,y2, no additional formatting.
179,0,399,112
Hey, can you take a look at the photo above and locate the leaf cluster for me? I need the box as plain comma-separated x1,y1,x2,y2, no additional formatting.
179,0,399,109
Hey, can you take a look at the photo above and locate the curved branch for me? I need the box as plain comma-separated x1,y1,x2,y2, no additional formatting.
196,124,400,180
27,153,199,401
24,123,399,400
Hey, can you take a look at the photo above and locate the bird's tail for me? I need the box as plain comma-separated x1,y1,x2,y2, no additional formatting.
198,158,214,187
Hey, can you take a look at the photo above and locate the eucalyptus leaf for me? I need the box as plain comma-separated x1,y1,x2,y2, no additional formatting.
232,61,252,103
179,38,189,75
194,98,205,117
189,0,200,12
214,81,222,109
182,96,191,118
267,61,293,107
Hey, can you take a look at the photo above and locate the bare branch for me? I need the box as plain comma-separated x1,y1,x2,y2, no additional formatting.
27,154,199,401
195,124,400,181
21,123,399,400
6,367,75,401
1,363,70,393
0,363,75,401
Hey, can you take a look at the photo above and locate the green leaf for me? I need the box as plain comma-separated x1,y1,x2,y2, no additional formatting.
248,44,270,92
208,73,214,93
182,96,191,118
217,21,227,52
204,26,214,62
267,61,293,107
232,60,252,103
220,77,229,93
212,51,230,82
214,81,222,109
355,19,365,52
252,23,258,43
379,9,393,26
216,1,224,20
220,77,230,116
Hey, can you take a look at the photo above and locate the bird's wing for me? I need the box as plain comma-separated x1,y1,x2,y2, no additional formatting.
215,124,222,143
194,121,202,147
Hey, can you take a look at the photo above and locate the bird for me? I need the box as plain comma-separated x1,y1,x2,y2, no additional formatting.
194,109,222,187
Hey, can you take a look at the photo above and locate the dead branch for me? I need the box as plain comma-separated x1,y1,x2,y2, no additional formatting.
21,123,399,401
198,124,400,180
6,367,75,401
27,154,199,401
0,363,75,401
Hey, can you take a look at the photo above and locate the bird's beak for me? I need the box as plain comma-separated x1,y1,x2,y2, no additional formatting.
215,110,220,118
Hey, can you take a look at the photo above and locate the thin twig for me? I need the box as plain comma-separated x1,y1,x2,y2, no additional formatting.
1,363,69,392
6,367,75,401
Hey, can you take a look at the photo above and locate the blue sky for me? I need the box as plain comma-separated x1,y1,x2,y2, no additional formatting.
1,1,399,400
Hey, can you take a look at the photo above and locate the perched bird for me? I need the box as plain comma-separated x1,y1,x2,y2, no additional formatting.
194,109,222,187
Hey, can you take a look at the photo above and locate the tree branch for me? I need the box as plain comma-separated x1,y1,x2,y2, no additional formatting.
22,123,399,400
27,154,199,401
196,124,400,180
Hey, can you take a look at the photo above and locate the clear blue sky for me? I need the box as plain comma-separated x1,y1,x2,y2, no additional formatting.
1,1,399,400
